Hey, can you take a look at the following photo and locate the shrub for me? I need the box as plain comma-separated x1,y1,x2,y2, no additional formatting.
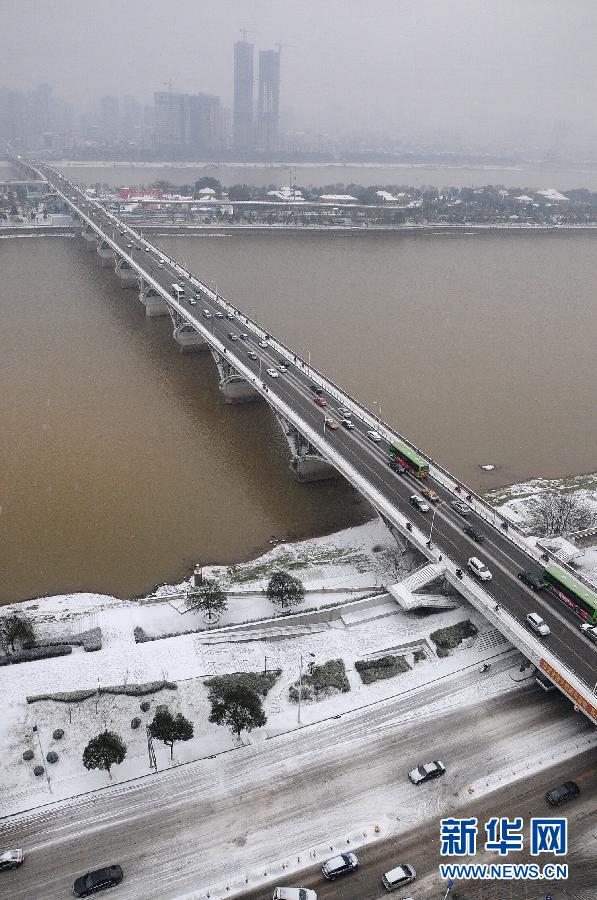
134,626,150,643
288,659,350,703
23,627,102,652
22,749,34,761
413,648,427,664
46,751,58,764
0,645,72,666
34,765,45,776
140,700,151,712
430,620,479,657
204,670,281,700
355,654,411,684
131,717,141,729
27,680,177,704
52,728,64,740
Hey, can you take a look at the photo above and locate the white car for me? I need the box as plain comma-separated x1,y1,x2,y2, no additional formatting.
467,556,492,581
266,368,279,378
259,340,268,348
272,889,317,900
580,623,597,643
366,430,382,442
526,612,550,636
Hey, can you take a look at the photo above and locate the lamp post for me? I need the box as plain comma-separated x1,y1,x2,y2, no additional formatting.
297,652,316,724
429,501,442,548
32,724,52,794
373,400,382,420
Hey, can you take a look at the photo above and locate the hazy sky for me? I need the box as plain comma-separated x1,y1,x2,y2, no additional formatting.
3,0,597,148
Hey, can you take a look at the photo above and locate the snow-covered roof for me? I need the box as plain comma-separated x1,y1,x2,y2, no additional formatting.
514,195,533,202
266,187,304,201
319,194,357,202
537,188,569,202
198,187,216,195
376,190,398,202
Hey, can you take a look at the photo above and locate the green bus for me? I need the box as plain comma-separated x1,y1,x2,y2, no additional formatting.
543,564,597,624
389,439,429,480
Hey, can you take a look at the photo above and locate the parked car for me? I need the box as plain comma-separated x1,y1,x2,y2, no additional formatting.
580,623,597,643
366,430,382,442
321,852,359,880
526,612,550,636
272,889,317,900
72,865,123,897
467,556,492,581
266,368,279,378
420,486,440,503
408,760,446,785
546,781,580,807
517,571,544,591
341,419,355,430
410,495,430,513
0,849,24,870
382,863,416,891
463,525,485,544
325,418,338,429
314,396,327,407
451,500,470,517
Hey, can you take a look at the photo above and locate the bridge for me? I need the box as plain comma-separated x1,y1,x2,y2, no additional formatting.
10,152,597,724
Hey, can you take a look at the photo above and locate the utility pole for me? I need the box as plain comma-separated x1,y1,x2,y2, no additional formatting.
146,724,158,773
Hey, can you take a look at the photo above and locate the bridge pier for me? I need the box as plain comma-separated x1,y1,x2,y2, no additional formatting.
96,239,115,268
139,282,169,317
209,349,260,402
82,225,97,251
173,322,209,352
114,257,139,288
275,415,340,482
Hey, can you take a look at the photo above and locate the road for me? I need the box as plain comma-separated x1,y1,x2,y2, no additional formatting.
1,682,594,900
13,158,596,703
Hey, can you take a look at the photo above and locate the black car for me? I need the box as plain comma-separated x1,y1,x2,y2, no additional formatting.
73,865,123,897
388,460,406,474
463,525,484,544
321,852,359,880
309,384,324,396
518,571,544,591
546,781,580,807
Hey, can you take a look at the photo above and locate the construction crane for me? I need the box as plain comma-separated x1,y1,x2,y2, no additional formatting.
276,41,295,56
239,28,255,42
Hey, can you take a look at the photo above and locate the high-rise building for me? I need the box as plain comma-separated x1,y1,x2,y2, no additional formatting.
188,93,220,156
154,91,188,149
100,95,119,142
257,48,280,153
233,40,254,151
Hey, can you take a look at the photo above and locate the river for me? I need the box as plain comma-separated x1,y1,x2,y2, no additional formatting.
1,227,596,603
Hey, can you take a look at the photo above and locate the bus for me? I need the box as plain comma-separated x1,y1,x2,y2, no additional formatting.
389,439,429,479
171,283,185,300
543,564,597,624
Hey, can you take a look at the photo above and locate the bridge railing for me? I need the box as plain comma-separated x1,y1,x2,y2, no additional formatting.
26,157,597,600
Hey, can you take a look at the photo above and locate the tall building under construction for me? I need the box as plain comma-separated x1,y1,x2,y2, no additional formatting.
233,39,254,152
257,48,280,153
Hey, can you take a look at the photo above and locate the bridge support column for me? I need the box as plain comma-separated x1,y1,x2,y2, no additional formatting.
82,225,97,251
275,415,340,482
96,239,115,267
114,257,139,288
209,349,260,402
139,283,169,317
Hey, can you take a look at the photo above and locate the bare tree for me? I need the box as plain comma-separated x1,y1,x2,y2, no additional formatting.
523,491,595,537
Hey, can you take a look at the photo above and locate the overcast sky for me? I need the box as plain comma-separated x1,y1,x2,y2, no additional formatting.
2,0,597,149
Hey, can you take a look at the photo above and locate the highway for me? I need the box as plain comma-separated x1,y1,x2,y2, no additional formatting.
14,157,597,700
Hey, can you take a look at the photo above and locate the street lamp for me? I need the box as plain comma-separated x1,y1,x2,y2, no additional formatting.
32,724,52,794
297,652,316,724
373,400,382,420
429,501,442,548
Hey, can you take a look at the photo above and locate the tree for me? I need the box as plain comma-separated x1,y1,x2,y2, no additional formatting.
0,613,35,652
185,577,227,621
208,684,266,739
148,708,194,759
82,731,126,778
523,491,595,537
194,177,221,195
266,570,305,611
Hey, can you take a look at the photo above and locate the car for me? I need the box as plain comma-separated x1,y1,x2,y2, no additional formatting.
517,571,544,591
366,430,382,442
144,247,150,253
546,781,580,807
467,556,492,581
309,384,324,396
228,332,238,341
341,419,355,430
72,865,123,897
214,312,224,319
126,242,132,248
247,350,258,360
189,298,197,306
225,313,235,320
272,889,318,900
266,367,279,378
526,612,550,636
338,407,352,418
157,263,164,269
463,525,485,544
408,760,446,785
321,852,359,880
239,333,249,341
314,396,327,407
382,863,416,891
388,460,406,474
277,364,288,372
420,486,440,503
259,339,268,347
580,623,597,643
410,494,430,513
451,500,470,518
325,418,338,429
0,849,24,870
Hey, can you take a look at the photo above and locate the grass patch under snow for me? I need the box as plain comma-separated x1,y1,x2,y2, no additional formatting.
355,654,411,684
430,620,479,658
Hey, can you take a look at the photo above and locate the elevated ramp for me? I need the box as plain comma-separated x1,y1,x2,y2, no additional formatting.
387,562,459,611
